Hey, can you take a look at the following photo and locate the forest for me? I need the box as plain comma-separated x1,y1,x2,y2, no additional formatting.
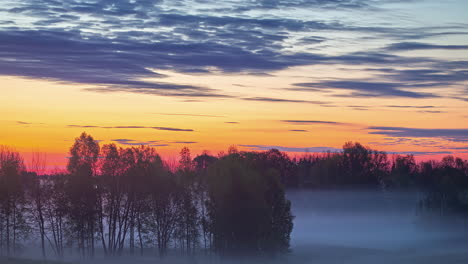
0,132,467,262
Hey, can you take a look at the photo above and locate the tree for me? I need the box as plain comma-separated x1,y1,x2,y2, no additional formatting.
342,142,387,185
67,132,100,176
97,143,132,256
193,152,218,251
419,156,468,219
0,146,27,256
387,155,417,187
193,152,218,173
25,152,48,259
179,147,193,173
44,173,67,258
206,153,293,256
66,132,100,258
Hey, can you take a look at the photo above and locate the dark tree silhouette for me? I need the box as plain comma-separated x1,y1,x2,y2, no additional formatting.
66,132,100,258
0,146,28,256
206,153,293,256
1,133,467,261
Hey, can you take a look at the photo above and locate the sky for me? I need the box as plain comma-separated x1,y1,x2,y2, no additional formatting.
1,0,467,169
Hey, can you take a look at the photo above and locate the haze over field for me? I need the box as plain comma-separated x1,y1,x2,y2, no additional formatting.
6,190,468,264
289,190,468,264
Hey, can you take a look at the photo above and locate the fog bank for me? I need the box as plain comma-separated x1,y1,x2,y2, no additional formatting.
287,189,468,264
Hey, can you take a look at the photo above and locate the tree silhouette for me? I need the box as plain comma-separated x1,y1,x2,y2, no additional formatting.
0,146,27,256
67,132,100,258
1,133,467,260
206,153,293,256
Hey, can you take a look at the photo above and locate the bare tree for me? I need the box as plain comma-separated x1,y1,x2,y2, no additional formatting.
28,152,48,259
0,146,27,257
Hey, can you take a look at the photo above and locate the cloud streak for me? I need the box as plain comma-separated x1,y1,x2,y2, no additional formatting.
292,80,440,99
386,42,468,51
68,125,193,132
368,126,468,143
240,144,341,153
111,138,197,146
112,139,169,147
281,120,345,125
243,97,330,105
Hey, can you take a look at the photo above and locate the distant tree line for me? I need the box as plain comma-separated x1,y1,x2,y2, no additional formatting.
1,134,467,260
294,142,468,219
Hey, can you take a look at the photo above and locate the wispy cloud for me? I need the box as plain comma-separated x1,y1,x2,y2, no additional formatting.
368,126,468,143
240,144,341,153
292,80,440,99
281,120,345,125
68,125,193,132
157,113,223,117
111,139,169,147
385,105,438,109
417,110,447,114
171,141,197,144
386,42,468,51
111,138,196,146
68,125,100,128
387,151,453,155
243,97,329,105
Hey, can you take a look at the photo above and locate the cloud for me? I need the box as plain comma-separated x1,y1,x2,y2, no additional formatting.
152,127,193,132
372,67,468,85
417,110,447,114
68,125,193,132
111,139,169,147
368,126,468,143
387,151,453,155
17,121,32,125
292,80,440,99
0,0,467,103
385,105,437,109
112,139,137,143
243,97,329,105
281,120,345,125
369,105,448,113
386,42,468,51
221,0,374,11
68,125,99,128
112,138,197,146
240,144,341,153
290,62,468,99
225,122,239,124
289,129,308,132
157,113,223,117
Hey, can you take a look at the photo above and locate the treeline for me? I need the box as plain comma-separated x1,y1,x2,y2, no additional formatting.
0,133,293,260
294,143,468,219
1,133,467,260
